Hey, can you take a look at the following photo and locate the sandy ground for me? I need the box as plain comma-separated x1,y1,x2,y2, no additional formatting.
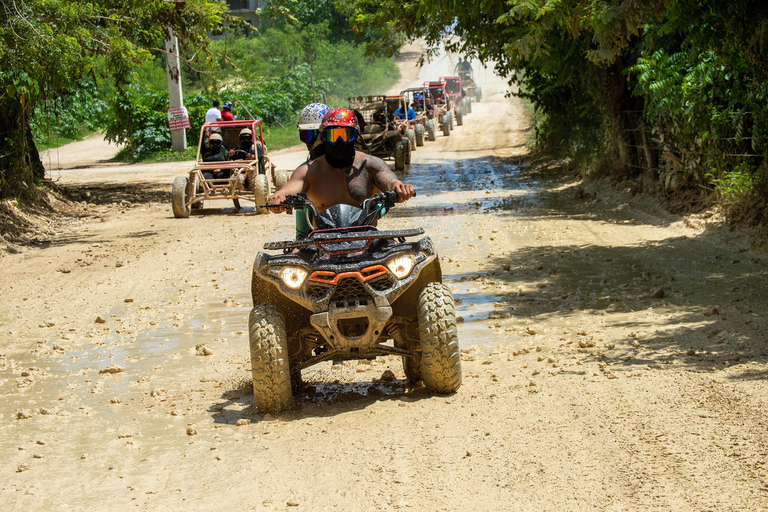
3,52,768,511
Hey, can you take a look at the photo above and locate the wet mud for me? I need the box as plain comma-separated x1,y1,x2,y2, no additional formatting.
2,51,768,511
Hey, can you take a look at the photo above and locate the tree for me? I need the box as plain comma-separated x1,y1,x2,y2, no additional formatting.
0,0,227,200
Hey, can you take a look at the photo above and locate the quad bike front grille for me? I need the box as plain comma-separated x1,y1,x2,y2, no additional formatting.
330,277,370,306
367,273,395,292
306,282,331,300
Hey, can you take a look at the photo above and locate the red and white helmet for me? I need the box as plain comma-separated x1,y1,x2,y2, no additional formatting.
320,108,359,130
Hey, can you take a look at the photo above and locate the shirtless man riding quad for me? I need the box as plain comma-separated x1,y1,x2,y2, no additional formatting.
266,107,415,234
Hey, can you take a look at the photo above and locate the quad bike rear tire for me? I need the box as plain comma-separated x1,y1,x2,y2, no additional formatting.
406,129,416,151
417,282,462,393
426,120,437,141
252,173,269,214
171,176,190,218
441,115,450,136
248,304,293,413
394,140,407,171
456,108,464,126
402,353,422,384
414,123,425,146
476,87,483,102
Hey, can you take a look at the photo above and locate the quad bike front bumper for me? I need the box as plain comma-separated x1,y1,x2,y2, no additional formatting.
252,236,442,360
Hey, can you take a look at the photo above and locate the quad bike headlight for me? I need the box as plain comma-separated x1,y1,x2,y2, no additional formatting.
278,266,308,289
387,255,415,279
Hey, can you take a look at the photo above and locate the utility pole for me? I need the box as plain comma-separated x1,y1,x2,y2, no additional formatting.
165,27,188,152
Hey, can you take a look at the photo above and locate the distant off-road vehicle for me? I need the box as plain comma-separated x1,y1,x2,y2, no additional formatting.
348,95,411,171
400,86,432,145
456,68,481,105
249,191,462,413
386,95,419,152
424,81,453,137
440,76,465,127
171,120,275,217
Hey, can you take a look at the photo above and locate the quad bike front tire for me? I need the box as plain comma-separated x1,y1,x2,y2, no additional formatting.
426,120,437,141
394,141,407,171
456,108,464,126
464,96,472,114
476,87,483,102
414,123,425,146
441,115,450,137
417,282,462,393
252,173,269,214
449,112,454,130
171,176,190,218
406,129,416,151
249,304,293,413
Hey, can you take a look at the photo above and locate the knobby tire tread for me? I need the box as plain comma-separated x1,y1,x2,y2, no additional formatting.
249,304,293,413
172,176,190,218
417,283,462,393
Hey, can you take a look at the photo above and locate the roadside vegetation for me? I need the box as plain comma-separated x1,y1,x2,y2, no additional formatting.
346,0,768,228
2,0,399,198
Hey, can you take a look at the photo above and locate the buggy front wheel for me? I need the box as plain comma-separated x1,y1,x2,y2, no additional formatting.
426,120,436,141
171,176,190,218
252,174,269,214
406,129,416,150
414,123,425,146
394,141,406,171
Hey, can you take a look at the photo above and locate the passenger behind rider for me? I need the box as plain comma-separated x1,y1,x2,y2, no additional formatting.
266,107,415,239
202,133,229,180
221,101,236,122
265,103,331,238
393,101,417,126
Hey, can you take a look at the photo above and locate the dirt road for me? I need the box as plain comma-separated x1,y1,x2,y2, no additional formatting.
3,55,768,511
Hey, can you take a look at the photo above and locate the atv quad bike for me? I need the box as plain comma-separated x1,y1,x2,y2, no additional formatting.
249,192,462,413
348,96,411,171
171,120,276,218
424,81,453,137
399,86,432,146
440,76,465,127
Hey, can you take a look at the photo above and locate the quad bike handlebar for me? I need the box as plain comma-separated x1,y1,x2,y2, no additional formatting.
262,190,408,216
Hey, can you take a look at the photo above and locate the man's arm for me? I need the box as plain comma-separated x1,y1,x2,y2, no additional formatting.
362,155,414,203
266,162,309,213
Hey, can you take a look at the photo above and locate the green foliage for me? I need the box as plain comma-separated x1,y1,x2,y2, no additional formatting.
0,0,228,199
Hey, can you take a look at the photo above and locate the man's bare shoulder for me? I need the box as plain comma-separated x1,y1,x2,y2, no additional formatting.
354,152,389,173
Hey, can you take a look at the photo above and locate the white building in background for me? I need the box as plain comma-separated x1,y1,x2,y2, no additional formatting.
226,0,265,27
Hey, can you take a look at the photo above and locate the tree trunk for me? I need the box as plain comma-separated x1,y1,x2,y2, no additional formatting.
0,98,45,200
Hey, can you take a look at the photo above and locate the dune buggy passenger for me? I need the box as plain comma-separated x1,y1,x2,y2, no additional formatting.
267,107,414,238
221,100,235,122
394,101,417,126
202,133,230,180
